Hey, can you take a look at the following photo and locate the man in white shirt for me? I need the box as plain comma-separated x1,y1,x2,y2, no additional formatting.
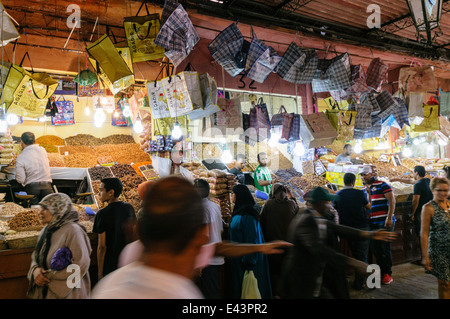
193,178,224,299
15,132,53,205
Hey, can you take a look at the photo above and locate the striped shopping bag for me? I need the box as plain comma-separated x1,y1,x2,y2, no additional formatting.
312,53,352,93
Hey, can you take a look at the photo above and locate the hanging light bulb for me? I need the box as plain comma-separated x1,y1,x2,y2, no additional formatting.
171,122,183,141
294,142,305,157
122,99,131,117
354,141,363,154
94,107,106,128
38,116,47,123
402,147,413,158
6,113,19,126
221,149,233,164
268,131,281,148
0,119,7,133
413,138,420,145
85,105,91,116
133,116,144,134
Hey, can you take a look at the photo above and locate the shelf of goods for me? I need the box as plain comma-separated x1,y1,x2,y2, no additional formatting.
181,162,238,222
0,202,96,251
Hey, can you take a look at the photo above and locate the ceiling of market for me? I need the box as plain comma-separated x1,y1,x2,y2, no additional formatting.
2,0,450,81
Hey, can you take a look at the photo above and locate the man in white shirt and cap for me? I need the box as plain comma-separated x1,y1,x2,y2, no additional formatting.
15,132,53,205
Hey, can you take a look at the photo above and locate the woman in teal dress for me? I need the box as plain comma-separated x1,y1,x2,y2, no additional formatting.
227,184,272,299
421,177,450,299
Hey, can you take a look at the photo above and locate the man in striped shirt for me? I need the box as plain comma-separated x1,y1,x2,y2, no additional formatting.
254,152,273,195
361,165,396,285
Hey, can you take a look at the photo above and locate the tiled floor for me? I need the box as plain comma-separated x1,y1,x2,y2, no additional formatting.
349,262,439,299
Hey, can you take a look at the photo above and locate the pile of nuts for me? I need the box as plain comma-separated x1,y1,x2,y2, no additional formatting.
59,145,94,155
7,210,43,231
47,153,65,167
0,202,26,216
100,134,136,145
64,153,99,168
65,134,102,146
289,175,329,193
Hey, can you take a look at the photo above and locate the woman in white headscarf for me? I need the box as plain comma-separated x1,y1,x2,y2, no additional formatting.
27,193,92,299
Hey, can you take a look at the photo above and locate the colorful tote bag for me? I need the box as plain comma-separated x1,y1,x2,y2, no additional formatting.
160,72,194,117
399,65,437,93
188,73,220,121
123,1,165,63
147,80,171,119
86,34,133,84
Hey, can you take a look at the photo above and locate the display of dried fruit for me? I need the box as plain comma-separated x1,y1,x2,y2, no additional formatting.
100,134,136,145
110,164,137,178
64,153,99,168
88,166,114,181
98,156,114,165
65,134,102,146
59,145,94,155
93,143,151,164
47,153,65,167
7,210,43,232
40,144,59,153
0,202,26,216
289,175,329,193
35,135,65,146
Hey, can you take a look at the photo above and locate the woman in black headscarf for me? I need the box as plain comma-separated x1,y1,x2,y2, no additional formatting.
227,184,272,299
260,183,299,297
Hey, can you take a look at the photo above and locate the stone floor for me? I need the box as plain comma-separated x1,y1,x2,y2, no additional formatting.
348,262,439,299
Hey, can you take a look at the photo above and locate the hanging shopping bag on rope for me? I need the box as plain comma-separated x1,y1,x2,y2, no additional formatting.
312,50,352,93
276,41,318,84
406,92,424,119
249,98,271,141
332,64,371,100
181,63,204,111
86,34,133,84
188,72,220,121
271,105,294,143
280,111,294,143
365,57,389,92
410,104,440,133
244,27,282,83
324,97,341,131
375,90,397,121
392,97,410,129
438,115,450,137
209,22,250,77
154,4,199,68
7,52,58,118
360,92,381,115
90,35,135,96
123,0,165,63
160,71,194,118
399,60,437,94
160,0,179,26
203,96,242,137
299,111,338,148
336,109,357,141
354,102,373,129
353,115,383,140
147,63,172,119
0,2,20,46
440,91,450,117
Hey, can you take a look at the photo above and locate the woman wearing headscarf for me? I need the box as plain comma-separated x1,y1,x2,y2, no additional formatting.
27,193,92,299
260,183,299,297
227,184,272,299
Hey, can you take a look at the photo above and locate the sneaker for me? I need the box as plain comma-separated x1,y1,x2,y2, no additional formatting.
382,274,393,285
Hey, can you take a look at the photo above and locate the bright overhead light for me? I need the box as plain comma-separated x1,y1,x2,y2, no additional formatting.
294,142,305,157
0,119,7,133
171,122,183,141
354,142,363,154
221,149,233,164
133,117,144,134
6,113,19,126
438,139,447,146
413,138,420,145
402,147,413,158
94,107,106,128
